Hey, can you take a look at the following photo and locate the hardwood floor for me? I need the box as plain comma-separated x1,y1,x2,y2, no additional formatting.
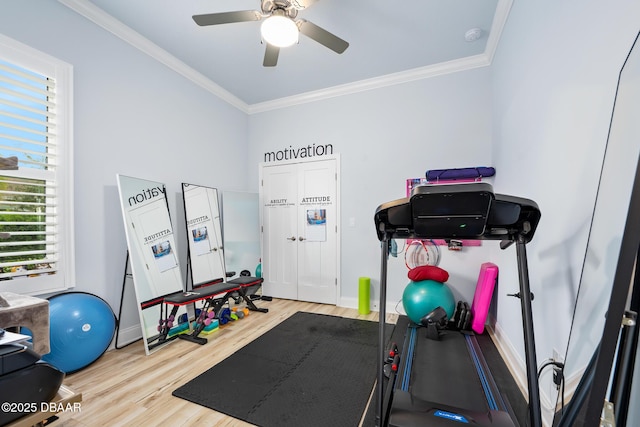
50,299,397,427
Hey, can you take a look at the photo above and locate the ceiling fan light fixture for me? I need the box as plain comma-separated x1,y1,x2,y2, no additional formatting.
261,15,299,47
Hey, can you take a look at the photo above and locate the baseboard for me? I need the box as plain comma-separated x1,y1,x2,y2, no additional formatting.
109,323,142,350
338,296,357,310
339,296,405,317
489,320,558,427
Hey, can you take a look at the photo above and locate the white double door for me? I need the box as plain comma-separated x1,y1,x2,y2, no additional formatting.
260,157,339,304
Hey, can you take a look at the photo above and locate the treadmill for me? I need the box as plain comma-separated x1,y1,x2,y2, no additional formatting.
374,182,542,427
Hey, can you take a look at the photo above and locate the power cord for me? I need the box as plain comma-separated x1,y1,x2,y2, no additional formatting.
538,359,564,386
538,359,566,416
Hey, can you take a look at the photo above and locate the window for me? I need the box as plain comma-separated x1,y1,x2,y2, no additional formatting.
0,34,74,295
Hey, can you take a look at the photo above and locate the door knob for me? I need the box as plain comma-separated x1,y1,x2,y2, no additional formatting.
287,236,296,241
298,236,306,241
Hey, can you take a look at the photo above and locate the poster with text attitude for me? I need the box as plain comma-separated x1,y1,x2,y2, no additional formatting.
191,226,211,256
306,208,326,242
151,240,178,272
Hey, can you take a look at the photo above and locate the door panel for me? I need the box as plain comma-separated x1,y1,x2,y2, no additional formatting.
261,164,298,299
297,160,337,304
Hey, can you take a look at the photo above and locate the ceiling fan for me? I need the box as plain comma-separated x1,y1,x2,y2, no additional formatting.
192,0,349,67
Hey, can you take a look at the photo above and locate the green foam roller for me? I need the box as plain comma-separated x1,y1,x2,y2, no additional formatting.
358,277,371,315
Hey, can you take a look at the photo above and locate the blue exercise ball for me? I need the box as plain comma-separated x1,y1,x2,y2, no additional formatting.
42,292,116,374
402,280,456,324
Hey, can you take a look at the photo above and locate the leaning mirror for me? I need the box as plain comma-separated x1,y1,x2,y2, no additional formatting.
117,174,185,355
222,191,261,278
182,183,226,286
554,30,640,424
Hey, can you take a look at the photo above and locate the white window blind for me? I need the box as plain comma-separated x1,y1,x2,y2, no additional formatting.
0,34,74,295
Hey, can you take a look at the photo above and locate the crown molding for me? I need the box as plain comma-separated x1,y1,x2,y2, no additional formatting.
485,0,513,63
248,54,491,113
250,0,511,113
57,0,250,113
58,0,512,115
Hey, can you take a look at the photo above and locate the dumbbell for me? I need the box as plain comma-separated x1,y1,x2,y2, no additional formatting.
178,313,189,324
157,315,175,331
203,310,216,326
219,308,232,325
231,307,249,319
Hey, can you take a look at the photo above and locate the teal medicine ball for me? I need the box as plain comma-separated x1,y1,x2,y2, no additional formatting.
402,279,456,324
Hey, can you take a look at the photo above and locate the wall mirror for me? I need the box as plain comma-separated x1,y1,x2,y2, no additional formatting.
117,174,185,355
222,191,261,278
182,183,226,286
554,30,640,424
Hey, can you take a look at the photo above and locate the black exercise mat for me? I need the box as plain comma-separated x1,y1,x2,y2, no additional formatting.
173,311,392,427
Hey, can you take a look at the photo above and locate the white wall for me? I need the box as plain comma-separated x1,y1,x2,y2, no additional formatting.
248,67,496,311
0,0,249,334
491,0,640,421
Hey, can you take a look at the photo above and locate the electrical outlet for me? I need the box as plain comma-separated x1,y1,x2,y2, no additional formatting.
552,348,565,391
553,348,564,364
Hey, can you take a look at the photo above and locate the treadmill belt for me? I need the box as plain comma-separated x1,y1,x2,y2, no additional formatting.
408,328,489,413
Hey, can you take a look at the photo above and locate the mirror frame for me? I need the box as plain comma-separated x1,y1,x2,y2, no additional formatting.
555,30,640,425
116,174,185,355
576,143,640,424
181,182,227,287
221,191,261,278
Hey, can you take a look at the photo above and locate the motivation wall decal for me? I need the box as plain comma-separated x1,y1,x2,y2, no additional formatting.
264,143,333,162
127,185,165,206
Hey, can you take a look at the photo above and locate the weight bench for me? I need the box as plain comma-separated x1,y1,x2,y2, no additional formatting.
162,276,267,345
227,276,269,312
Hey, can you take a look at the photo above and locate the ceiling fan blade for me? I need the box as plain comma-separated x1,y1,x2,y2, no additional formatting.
193,10,262,26
291,0,318,10
263,43,280,67
298,20,348,54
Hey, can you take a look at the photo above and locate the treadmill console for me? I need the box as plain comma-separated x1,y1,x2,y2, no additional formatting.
374,182,540,244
